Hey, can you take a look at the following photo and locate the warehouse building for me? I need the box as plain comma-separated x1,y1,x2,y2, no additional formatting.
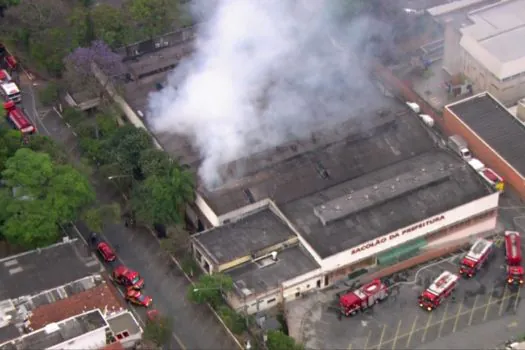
444,92,525,198
191,99,499,314
430,0,525,105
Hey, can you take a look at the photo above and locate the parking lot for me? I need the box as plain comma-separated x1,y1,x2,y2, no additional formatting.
301,232,525,350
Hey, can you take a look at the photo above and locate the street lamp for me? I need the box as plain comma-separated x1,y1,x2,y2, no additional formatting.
107,175,134,201
107,175,133,180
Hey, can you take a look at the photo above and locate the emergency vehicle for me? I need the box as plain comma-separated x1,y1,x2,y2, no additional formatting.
459,238,494,278
478,168,504,192
504,231,524,286
0,43,17,71
0,69,21,103
3,101,35,135
418,271,459,311
339,279,388,316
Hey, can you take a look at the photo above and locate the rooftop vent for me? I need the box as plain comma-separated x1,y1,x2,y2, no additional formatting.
271,251,278,260
44,323,60,334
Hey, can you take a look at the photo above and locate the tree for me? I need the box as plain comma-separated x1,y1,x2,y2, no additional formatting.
29,28,72,76
143,315,173,347
187,274,233,308
266,330,304,350
127,0,181,38
91,4,131,48
25,134,68,164
101,125,153,175
138,148,174,178
0,0,20,18
1,148,95,248
131,166,194,225
82,203,121,232
64,40,124,96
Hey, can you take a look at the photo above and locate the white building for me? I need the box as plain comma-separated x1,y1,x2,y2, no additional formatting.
430,0,525,104
190,101,499,315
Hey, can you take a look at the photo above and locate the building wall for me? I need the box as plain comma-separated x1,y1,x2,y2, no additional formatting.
49,327,106,350
442,21,463,76
443,107,525,198
460,49,525,105
320,192,499,271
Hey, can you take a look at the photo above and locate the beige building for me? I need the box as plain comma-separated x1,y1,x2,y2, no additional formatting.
431,0,525,105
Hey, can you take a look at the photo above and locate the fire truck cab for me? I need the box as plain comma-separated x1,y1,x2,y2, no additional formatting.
0,69,21,103
339,279,388,316
505,231,524,286
459,238,493,278
419,271,459,311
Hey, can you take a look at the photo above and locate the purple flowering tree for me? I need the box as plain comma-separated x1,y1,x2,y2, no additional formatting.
64,40,125,97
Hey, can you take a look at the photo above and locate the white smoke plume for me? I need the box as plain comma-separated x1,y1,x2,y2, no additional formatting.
148,0,390,190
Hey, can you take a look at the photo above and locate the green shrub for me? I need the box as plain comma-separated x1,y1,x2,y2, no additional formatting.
217,305,247,335
38,82,60,107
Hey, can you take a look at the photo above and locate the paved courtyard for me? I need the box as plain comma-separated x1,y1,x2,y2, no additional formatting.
299,231,525,350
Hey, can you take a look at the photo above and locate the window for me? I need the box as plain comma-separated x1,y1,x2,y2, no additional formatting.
295,292,300,298
306,284,310,289
267,298,276,304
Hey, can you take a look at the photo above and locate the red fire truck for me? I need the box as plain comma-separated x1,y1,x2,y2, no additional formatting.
339,279,389,316
505,231,524,285
3,101,35,135
0,43,17,71
479,168,504,192
418,271,459,311
459,238,494,278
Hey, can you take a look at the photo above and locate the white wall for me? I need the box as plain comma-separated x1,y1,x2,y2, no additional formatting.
321,192,500,271
195,193,220,227
49,327,106,350
426,214,497,249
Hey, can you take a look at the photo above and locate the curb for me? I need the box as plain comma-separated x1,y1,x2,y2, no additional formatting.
145,227,245,350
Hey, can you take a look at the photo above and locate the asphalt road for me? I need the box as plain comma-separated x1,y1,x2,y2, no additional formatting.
18,74,240,350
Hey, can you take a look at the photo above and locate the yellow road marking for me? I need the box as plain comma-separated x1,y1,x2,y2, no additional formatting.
484,287,494,321
515,286,522,311
438,302,450,337
369,292,519,349
453,302,463,333
421,312,433,343
391,320,402,350
500,286,509,316
468,295,480,326
405,315,418,348
364,330,372,350
378,325,388,350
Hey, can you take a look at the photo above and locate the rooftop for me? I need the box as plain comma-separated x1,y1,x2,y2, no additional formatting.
447,92,525,177
281,150,489,258
0,310,107,350
227,245,320,296
106,312,142,337
28,279,125,331
460,0,525,79
199,96,404,216
193,207,297,265
0,239,101,300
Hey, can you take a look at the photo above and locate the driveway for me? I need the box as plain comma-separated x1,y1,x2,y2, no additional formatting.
19,74,240,350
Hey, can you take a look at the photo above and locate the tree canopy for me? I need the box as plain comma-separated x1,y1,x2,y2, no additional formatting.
131,165,194,225
1,148,95,248
187,274,233,308
127,0,180,38
266,330,305,350
143,315,173,347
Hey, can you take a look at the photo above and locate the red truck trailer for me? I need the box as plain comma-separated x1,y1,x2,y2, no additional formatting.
339,279,388,316
505,231,524,286
419,271,459,311
3,101,35,135
459,238,493,278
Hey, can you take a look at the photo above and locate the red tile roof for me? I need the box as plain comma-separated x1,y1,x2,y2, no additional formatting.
28,279,125,330
102,342,125,350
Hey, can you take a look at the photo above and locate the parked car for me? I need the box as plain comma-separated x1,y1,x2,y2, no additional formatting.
97,242,116,262
126,288,152,307
112,265,144,289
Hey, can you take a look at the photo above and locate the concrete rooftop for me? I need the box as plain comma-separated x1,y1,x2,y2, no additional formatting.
193,207,297,265
0,239,101,300
447,92,525,177
227,244,320,296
